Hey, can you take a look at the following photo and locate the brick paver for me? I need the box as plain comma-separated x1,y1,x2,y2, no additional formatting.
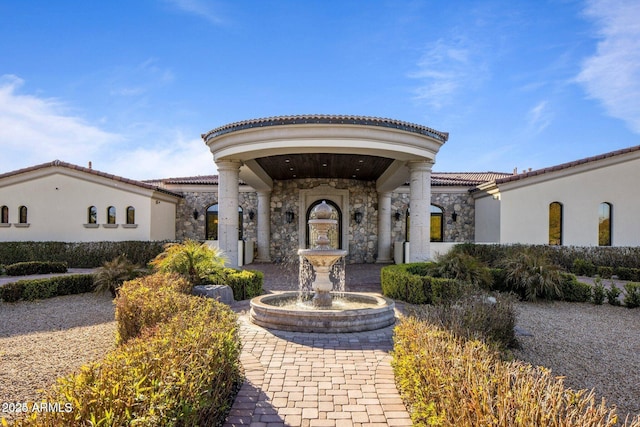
225,264,412,426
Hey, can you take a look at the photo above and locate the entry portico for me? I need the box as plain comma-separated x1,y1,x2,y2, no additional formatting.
202,115,448,267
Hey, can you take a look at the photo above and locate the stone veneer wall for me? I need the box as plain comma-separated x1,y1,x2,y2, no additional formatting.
175,187,257,243
389,187,475,244
175,183,474,262
270,179,378,264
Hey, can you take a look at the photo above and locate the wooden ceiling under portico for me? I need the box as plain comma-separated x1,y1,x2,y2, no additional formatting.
254,153,394,181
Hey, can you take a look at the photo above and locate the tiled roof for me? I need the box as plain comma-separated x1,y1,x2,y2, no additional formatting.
201,114,450,143
0,160,183,198
495,145,640,185
145,175,247,186
431,172,512,186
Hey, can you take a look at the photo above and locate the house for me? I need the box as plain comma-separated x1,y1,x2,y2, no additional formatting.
2,115,638,267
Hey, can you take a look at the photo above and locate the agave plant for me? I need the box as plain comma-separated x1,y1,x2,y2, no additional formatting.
93,255,143,297
500,249,563,301
149,239,228,285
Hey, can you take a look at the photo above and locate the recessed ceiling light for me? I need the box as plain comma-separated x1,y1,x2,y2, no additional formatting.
322,163,327,167
285,159,290,163
289,167,294,171
358,159,364,163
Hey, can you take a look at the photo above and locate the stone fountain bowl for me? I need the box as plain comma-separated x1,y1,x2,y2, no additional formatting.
249,292,396,333
297,248,348,267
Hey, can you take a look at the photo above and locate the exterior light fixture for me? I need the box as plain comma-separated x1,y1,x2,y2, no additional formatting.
249,210,255,220
354,211,363,224
193,209,199,220
285,210,295,224
394,211,402,221
451,212,458,222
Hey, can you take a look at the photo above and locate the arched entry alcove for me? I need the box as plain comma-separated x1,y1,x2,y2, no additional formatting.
306,199,342,249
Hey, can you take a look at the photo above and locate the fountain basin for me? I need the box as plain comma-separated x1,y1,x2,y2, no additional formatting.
249,292,396,333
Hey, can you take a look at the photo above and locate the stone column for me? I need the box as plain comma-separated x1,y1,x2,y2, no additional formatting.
376,191,392,263
216,159,242,267
255,190,271,262
408,160,434,262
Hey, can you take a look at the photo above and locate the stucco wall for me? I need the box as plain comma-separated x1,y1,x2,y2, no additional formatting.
499,156,640,246
474,192,501,243
0,172,174,242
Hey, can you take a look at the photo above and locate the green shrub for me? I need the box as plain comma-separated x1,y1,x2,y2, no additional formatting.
606,283,622,306
500,250,563,301
93,255,146,297
558,273,592,302
392,317,635,426
0,274,95,302
614,267,640,282
596,266,614,279
115,273,193,344
4,261,68,276
592,277,606,305
572,258,596,277
381,264,460,305
433,251,492,289
12,281,242,427
623,282,640,308
216,268,264,300
149,240,227,285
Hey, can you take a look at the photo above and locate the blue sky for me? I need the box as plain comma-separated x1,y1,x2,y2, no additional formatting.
0,0,638,180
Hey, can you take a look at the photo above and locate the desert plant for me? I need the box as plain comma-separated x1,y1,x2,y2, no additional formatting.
623,282,640,308
592,276,606,305
606,283,622,306
434,251,492,289
149,240,228,285
93,255,144,297
500,250,563,301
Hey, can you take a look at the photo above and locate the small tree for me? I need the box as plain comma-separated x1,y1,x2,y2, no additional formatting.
93,255,143,297
149,240,228,285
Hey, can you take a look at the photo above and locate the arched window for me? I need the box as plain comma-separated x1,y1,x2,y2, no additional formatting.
431,205,444,242
107,206,116,224
206,204,243,240
306,200,341,249
598,202,612,246
19,206,28,224
88,206,97,224
126,206,135,225
549,202,563,245
1,206,8,224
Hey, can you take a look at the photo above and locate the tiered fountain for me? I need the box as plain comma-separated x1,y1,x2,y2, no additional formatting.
250,201,395,333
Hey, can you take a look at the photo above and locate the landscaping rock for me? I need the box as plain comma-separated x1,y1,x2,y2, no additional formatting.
192,284,235,305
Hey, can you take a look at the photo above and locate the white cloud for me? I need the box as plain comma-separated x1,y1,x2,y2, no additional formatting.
0,75,215,180
576,0,640,133
526,100,552,135
164,0,225,25
409,38,487,109
0,75,120,171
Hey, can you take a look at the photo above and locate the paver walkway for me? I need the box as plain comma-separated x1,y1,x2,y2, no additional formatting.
225,263,412,426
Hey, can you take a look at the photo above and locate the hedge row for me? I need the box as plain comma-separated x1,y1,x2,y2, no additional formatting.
11,273,242,426
451,243,640,271
381,263,461,304
0,241,168,268
0,274,95,303
3,261,68,276
393,317,639,426
215,268,264,300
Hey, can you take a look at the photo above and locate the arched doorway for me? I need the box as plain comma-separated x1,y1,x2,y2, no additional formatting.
306,199,342,249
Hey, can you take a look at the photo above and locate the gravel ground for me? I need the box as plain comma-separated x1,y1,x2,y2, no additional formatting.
513,301,640,422
0,292,116,423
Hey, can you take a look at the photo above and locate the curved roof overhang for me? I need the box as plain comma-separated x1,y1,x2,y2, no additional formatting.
202,115,448,192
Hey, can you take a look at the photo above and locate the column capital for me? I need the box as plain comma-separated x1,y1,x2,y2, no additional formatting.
407,159,434,172
215,159,242,172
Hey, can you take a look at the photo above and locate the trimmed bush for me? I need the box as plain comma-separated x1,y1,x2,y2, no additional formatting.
12,272,242,426
4,261,68,276
381,264,460,304
0,274,95,302
597,266,614,279
558,273,592,302
615,267,640,282
221,268,264,300
592,277,606,305
623,282,640,308
0,241,167,268
572,258,596,277
392,317,637,426
606,284,622,306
